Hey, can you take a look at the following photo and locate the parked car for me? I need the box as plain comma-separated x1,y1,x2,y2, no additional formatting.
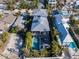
0,29,3,34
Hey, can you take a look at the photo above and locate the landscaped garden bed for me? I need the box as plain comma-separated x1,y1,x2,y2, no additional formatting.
74,28,79,35
68,27,79,48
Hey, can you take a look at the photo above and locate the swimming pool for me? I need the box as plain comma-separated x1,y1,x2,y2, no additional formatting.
32,37,39,50
60,11,69,17
69,41,77,48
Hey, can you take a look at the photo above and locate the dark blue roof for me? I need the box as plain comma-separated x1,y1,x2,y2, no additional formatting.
52,10,59,15
54,14,62,24
54,14,67,43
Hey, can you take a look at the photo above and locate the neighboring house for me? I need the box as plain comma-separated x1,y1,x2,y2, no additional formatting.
48,0,57,6
31,9,50,50
54,14,74,46
0,14,16,31
60,0,76,4
54,14,79,58
61,5,70,17
61,5,69,11
74,0,79,9
0,4,6,10
53,10,79,58
13,16,24,29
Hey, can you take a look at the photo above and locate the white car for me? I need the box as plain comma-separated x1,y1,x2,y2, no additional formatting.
0,30,3,34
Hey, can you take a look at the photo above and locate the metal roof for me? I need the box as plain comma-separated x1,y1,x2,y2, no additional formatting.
31,16,50,31
33,9,48,17
54,14,68,43
31,9,50,32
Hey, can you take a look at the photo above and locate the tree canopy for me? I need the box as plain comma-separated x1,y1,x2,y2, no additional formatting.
52,40,62,56
7,0,16,10
33,0,39,8
25,32,32,49
1,32,9,43
19,0,28,9
11,26,19,33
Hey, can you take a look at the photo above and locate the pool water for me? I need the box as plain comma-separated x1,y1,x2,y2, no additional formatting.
69,42,77,48
32,37,39,50
60,11,69,16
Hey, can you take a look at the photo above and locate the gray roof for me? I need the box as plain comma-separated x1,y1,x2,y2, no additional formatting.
13,16,24,29
31,9,50,32
0,4,6,9
0,14,16,30
31,16,50,31
33,9,48,17
0,14,16,24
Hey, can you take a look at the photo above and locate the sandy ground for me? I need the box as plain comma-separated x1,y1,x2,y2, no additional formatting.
0,34,20,59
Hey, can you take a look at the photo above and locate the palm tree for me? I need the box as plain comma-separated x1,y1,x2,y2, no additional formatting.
7,0,16,10
53,27,59,36
47,4,52,16
0,40,3,47
25,32,32,49
7,3,13,10
19,0,28,9
50,27,59,41
56,0,64,10
33,0,39,8
29,50,40,57
69,15,79,26
52,40,62,56
44,0,48,8
40,49,48,57
0,13,3,19
14,11,21,17
1,32,9,43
